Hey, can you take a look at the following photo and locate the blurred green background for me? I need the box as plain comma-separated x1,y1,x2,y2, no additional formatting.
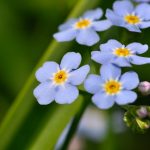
0,0,150,149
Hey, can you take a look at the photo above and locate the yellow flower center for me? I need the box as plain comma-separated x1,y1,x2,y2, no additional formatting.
75,19,91,29
104,80,122,95
53,70,68,85
114,47,131,57
124,14,141,24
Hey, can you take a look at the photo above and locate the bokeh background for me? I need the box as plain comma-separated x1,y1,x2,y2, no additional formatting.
0,0,150,149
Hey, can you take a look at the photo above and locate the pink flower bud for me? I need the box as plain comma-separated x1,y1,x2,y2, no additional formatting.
136,107,148,119
138,81,150,96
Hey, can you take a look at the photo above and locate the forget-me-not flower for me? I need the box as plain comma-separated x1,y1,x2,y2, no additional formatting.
84,64,139,109
125,0,150,3
134,0,150,2
53,8,112,46
34,52,90,105
91,39,150,67
106,1,150,32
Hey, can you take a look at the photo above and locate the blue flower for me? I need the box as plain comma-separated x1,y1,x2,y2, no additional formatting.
34,52,90,105
84,64,139,109
134,0,150,2
106,1,150,32
53,8,112,46
91,39,150,67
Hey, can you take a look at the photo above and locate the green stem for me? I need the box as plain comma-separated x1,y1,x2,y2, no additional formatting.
101,110,116,150
0,0,100,149
28,96,90,150
60,93,90,150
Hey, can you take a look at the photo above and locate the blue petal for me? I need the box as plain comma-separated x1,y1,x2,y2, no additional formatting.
127,43,148,54
59,19,77,31
84,74,104,94
116,90,137,105
91,51,113,64
106,9,125,26
135,3,150,20
92,92,115,109
76,29,99,46
112,57,131,67
92,20,112,31
134,0,150,2
129,55,150,65
35,62,59,82
100,63,121,81
120,71,139,90
83,8,103,20
33,82,55,105
113,1,134,16
60,52,81,71
139,21,150,29
100,39,123,52
53,29,77,42
125,24,141,33
68,65,90,85
55,84,79,104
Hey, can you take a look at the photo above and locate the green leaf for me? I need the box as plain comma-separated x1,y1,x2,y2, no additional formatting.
28,96,84,150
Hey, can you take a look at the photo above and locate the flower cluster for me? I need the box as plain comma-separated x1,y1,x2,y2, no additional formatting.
34,1,150,110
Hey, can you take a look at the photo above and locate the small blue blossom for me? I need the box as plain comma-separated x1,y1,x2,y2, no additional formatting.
106,1,150,32
53,8,112,46
134,0,150,2
34,52,90,105
91,39,150,67
125,0,150,2
84,64,139,109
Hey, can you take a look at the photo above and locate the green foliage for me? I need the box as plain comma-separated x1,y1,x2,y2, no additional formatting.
124,106,150,133
29,96,84,150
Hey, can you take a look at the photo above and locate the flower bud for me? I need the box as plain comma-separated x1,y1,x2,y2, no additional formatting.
138,81,150,96
136,106,148,119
